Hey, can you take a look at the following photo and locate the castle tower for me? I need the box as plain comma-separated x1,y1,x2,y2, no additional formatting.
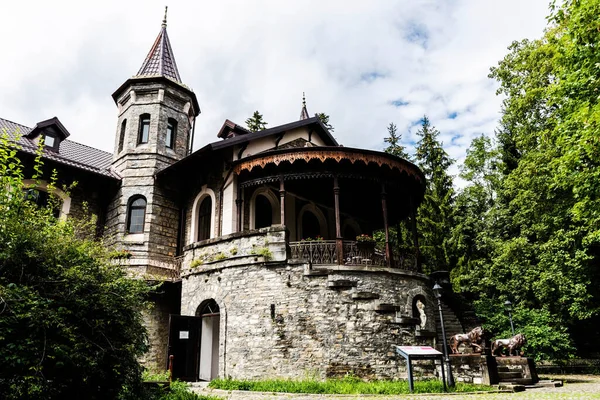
106,8,200,273
111,8,200,169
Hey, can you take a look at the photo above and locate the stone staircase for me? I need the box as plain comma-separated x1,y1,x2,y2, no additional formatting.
495,357,539,385
436,301,464,345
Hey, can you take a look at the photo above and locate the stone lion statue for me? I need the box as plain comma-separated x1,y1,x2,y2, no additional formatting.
449,326,484,354
492,333,527,356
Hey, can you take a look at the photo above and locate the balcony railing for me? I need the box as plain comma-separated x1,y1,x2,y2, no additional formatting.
289,240,418,271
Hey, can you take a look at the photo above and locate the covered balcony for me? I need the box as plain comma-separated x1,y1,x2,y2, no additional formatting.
234,146,425,271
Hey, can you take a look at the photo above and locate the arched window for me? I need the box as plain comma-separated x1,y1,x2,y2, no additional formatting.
127,196,146,234
197,299,220,316
138,114,150,144
197,196,212,241
254,194,272,229
118,119,127,153
166,118,177,149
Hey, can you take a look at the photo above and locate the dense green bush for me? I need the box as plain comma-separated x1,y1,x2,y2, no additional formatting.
0,136,151,399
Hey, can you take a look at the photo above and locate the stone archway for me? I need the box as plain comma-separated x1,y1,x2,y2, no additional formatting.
249,187,280,229
297,203,327,240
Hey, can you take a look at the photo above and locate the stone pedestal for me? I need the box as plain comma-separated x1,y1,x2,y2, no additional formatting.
450,354,498,385
495,356,539,385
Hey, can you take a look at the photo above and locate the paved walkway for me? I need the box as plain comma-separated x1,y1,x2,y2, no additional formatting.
193,375,600,399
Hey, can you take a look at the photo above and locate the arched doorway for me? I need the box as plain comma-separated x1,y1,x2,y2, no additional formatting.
302,211,321,239
197,299,220,381
297,204,327,240
254,194,272,229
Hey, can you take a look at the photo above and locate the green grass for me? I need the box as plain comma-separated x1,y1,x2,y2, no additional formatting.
208,375,492,395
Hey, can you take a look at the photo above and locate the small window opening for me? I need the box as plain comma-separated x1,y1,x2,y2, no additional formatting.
44,135,56,148
138,114,150,144
118,119,127,153
166,118,177,149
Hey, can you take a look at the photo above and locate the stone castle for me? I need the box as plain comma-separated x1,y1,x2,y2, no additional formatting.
1,12,468,382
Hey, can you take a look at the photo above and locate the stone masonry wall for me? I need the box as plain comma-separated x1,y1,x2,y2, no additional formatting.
180,228,435,380
139,284,181,372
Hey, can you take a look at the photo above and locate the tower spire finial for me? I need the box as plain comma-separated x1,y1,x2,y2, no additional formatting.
300,92,310,120
162,6,168,28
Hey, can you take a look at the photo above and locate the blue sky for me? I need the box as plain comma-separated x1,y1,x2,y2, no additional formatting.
0,0,550,184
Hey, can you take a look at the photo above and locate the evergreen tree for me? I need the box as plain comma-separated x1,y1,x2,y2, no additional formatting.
414,116,455,273
383,122,410,159
245,110,268,132
315,113,334,132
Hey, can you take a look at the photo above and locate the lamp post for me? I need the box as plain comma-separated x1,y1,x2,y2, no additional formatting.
433,283,455,388
504,300,515,336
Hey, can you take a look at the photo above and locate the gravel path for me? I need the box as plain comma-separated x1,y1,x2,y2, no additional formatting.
193,375,600,399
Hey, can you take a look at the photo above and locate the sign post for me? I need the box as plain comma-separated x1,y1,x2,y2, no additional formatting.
394,346,447,393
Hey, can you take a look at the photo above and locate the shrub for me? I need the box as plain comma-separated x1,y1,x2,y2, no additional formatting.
0,135,151,399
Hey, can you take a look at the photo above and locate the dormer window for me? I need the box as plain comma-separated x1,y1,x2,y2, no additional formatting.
25,117,71,152
166,118,177,149
44,134,56,148
138,114,150,144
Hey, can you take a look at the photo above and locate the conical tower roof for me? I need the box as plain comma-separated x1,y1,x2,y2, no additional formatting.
135,7,182,83
300,92,310,120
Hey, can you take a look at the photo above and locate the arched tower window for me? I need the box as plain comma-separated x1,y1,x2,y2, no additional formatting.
166,118,177,149
118,119,127,153
138,114,150,144
127,196,147,234
197,196,212,241
254,194,272,229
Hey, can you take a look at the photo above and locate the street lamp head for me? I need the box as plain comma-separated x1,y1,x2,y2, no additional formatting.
433,283,443,299
504,300,512,312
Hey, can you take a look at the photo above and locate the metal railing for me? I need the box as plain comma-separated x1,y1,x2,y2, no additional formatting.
289,240,418,271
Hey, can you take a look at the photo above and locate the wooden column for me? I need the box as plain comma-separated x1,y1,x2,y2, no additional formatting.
334,176,343,264
236,187,243,232
381,183,394,268
409,196,421,272
279,177,286,226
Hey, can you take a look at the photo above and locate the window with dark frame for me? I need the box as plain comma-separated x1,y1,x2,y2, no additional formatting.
23,188,61,218
118,119,127,153
197,196,212,241
138,114,150,144
127,196,147,234
166,118,177,149
44,134,56,148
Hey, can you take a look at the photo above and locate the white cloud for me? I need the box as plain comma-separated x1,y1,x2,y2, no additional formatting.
0,0,550,181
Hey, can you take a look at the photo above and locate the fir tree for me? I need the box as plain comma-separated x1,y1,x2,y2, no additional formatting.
245,111,268,132
383,122,410,159
414,116,455,273
315,113,334,132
